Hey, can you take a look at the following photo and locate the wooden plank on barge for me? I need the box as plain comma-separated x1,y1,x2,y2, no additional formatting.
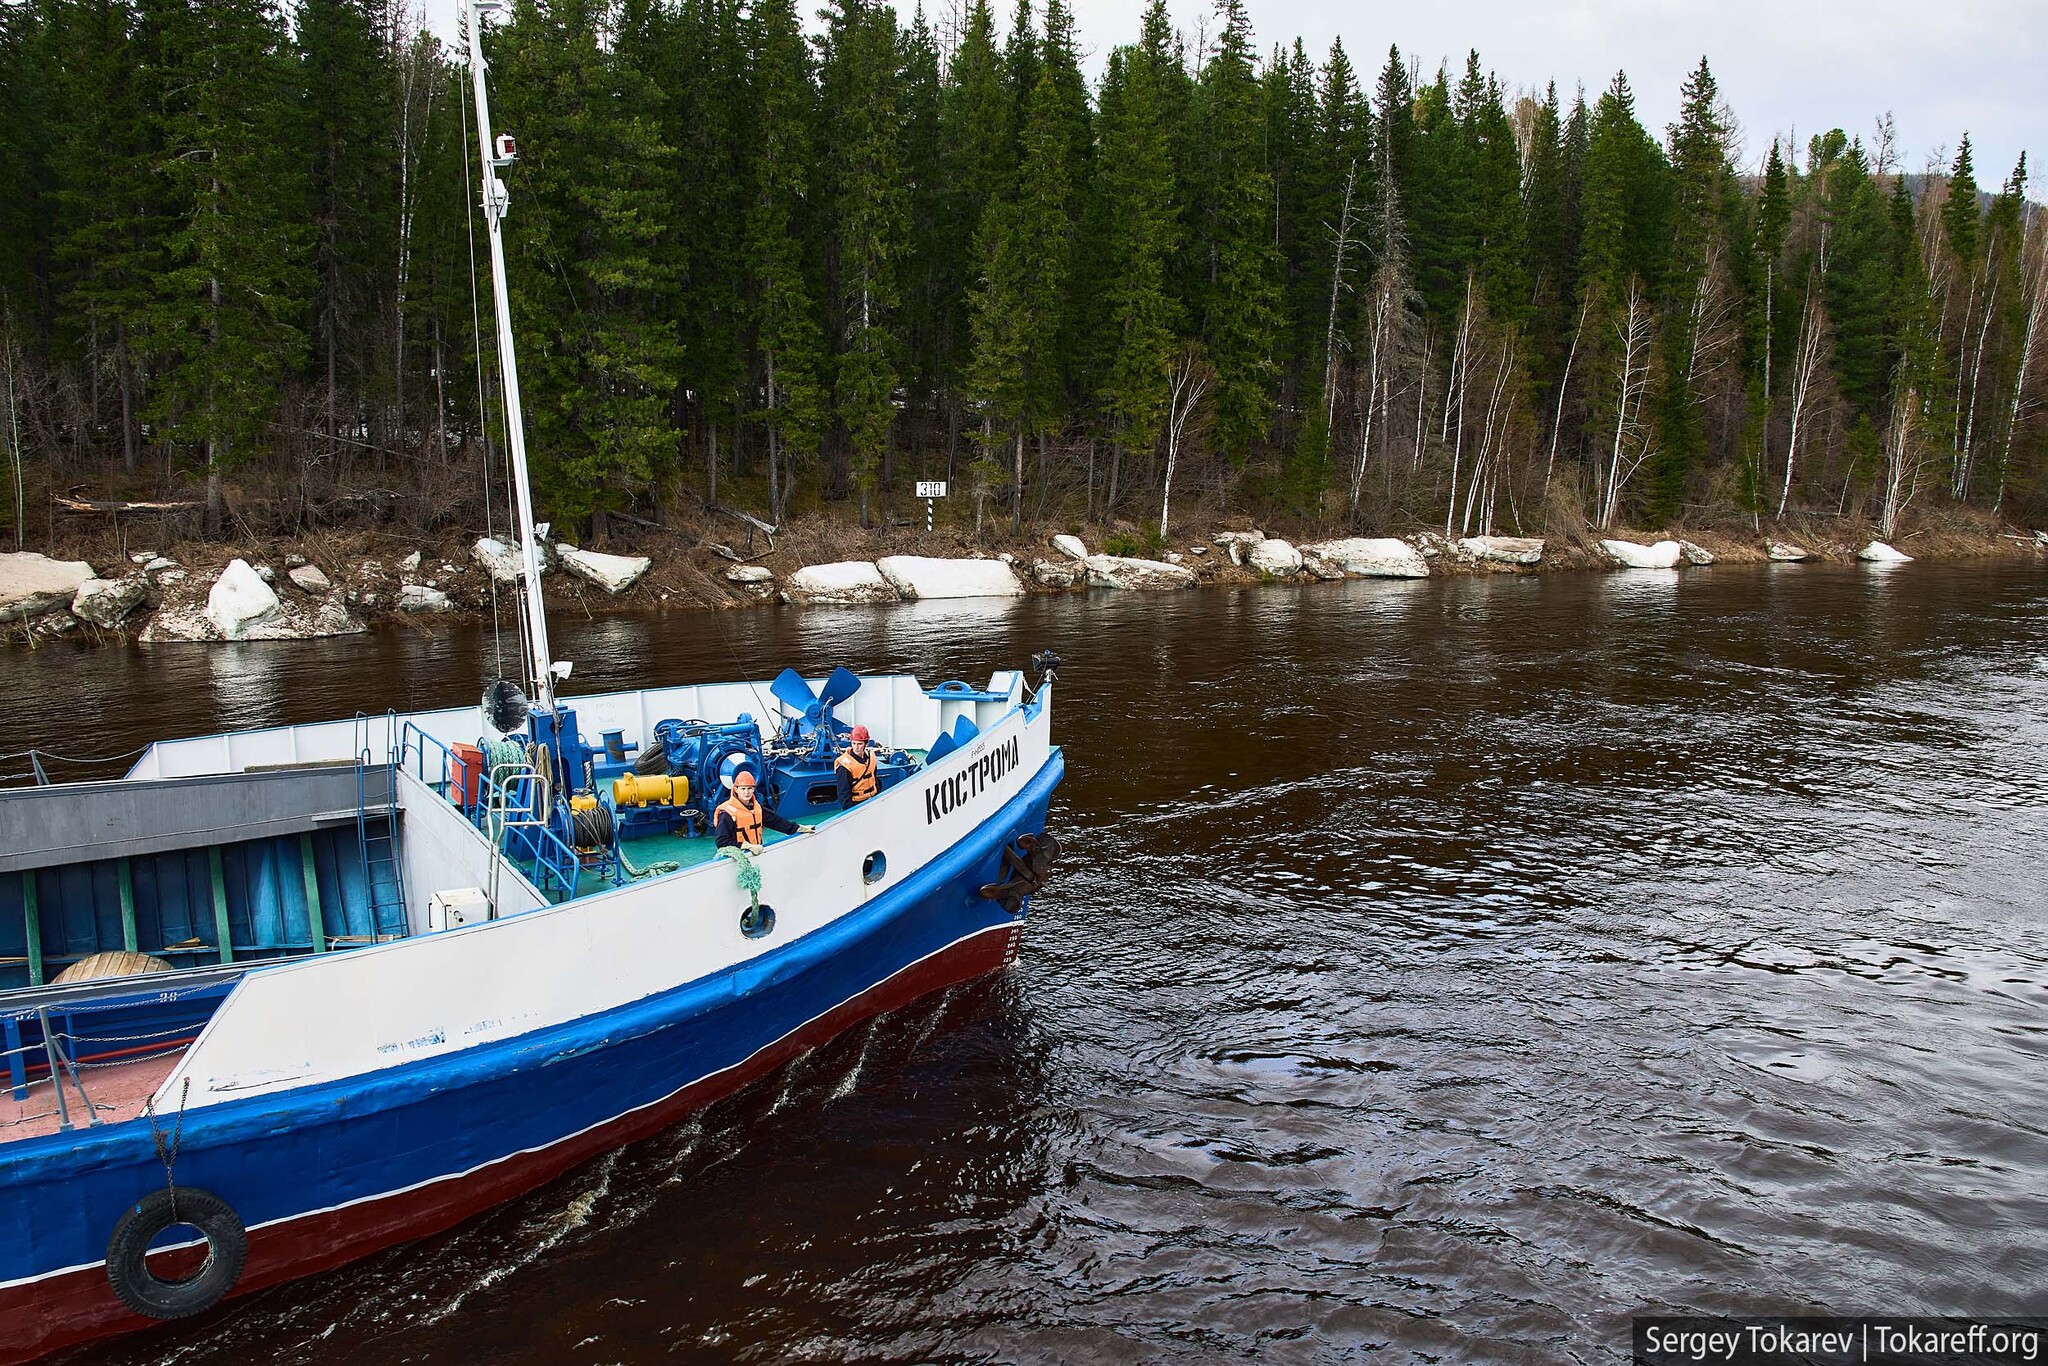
300,834,327,952
209,848,233,966
22,875,42,988
117,859,138,953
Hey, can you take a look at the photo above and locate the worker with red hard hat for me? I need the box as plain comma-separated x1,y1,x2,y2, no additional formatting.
835,724,879,809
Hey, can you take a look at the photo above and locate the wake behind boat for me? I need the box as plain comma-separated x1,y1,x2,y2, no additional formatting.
0,2,1064,1357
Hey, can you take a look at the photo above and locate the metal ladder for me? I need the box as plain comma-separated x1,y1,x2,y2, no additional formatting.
357,752,409,942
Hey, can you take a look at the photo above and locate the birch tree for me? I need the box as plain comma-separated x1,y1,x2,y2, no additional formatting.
1159,346,1211,536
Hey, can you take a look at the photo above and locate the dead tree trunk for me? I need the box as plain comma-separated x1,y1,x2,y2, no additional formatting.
1159,350,1211,539
1778,264,1829,520
1994,208,2048,510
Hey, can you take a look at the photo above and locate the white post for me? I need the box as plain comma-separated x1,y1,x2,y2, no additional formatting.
916,481,946,537
467,0,556,713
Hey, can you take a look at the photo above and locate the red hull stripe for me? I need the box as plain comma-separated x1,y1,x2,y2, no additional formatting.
0,920,1019,1365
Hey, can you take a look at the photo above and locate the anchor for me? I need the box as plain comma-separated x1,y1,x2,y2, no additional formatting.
977,832,1061,914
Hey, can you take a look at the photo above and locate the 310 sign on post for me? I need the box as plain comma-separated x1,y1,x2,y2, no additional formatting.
917,481,947,532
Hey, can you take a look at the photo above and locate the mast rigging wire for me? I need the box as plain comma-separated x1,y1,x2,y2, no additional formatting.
459,17,511,681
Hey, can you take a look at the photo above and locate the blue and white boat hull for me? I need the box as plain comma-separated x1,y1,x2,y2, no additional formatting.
0,680,1061,1364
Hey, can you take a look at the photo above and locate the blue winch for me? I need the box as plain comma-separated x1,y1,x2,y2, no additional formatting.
758,667,915,822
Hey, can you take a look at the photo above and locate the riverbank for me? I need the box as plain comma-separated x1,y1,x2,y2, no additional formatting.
5,504,2045,647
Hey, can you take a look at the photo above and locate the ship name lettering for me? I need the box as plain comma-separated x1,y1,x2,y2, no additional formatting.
925,737,1021,824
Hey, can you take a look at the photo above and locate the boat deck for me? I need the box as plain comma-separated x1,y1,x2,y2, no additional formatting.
573,816,828,898
0,1052,185,1143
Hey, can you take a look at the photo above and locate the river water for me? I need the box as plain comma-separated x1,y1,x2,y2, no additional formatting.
17,560,2048,1364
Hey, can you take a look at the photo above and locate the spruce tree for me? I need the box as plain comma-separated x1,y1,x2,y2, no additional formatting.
1468,70,1526,326
1002,0,1039,156
964,63,1073,529
1371,47,1413,264
897,7,948,474
491,0,683,524
298,0,398,471
938,0,1011,474
1091,32,1180,521
1577,72,1670,305
745,0,827,521
819,0,907,521
1405,65,1467,321
1651,56,1734,516
1289,36,1370,503
1821,142,1893,417
42,0,158,473
1188,0,1281,459
1940,134,1980,269
1524,83,1574,381
1037,0,1092,417
145,0,311,534
642,0,751,497
1265,40,1320,418
1885,174,1945,413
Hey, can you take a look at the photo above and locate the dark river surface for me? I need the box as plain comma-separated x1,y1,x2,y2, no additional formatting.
14,560,2048,1364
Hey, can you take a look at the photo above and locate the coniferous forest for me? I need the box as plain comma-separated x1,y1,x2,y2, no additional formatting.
1,0,2044,548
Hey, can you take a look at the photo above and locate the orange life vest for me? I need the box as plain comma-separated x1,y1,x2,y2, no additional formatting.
717,792,765,846
835,747,878,803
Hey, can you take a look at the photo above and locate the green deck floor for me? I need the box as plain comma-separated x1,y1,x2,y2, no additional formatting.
572,810,833,898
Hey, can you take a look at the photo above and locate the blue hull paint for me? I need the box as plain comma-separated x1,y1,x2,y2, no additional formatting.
1,747,1063,1300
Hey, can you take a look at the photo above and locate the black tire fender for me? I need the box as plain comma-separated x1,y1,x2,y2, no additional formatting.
105,1186,247,1320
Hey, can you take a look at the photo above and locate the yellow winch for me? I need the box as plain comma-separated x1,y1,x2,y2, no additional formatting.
612,772,687,808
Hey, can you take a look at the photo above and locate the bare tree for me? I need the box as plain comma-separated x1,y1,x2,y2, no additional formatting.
1158,347,1212,538
1544,299,1588,496
1320,159,1360,440
1955,256,2003,498
1460,335,1514,535
1994,205,2048,510
1877,383,1927,541
1349,259,1404,521
4,320,22,549
1778,259,1830,518
1598,280,1655,527
1440,274,1476,533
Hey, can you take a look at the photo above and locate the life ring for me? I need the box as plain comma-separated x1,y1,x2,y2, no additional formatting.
105,1186,247,1320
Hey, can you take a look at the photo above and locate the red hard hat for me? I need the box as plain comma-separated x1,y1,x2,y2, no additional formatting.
850,725,870,742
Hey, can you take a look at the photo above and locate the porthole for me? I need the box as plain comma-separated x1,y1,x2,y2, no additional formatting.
862,851,887,885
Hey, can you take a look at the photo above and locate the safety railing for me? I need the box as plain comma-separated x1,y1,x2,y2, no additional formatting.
3,978,224,1128
395,721,457,799
480,761,580,904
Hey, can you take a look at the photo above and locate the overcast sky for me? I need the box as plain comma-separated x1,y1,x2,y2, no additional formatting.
425,0,2041,186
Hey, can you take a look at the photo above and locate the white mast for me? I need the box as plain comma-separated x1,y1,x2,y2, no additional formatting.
466,0,557,713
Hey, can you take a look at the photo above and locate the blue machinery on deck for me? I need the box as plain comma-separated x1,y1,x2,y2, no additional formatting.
406,671,998,909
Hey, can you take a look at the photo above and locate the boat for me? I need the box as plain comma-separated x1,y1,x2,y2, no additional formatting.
0,5,1064,1359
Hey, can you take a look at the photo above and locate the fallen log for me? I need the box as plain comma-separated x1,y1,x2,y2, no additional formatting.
55,493,203,514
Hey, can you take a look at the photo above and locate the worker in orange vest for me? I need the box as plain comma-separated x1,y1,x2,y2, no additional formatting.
714,769,806,853
835,725,879,810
